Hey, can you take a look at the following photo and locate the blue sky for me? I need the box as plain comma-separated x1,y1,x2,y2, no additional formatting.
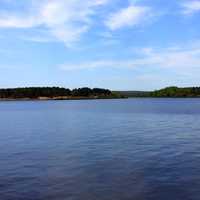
0,0,200,90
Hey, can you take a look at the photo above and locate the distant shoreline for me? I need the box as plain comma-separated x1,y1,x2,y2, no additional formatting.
0,96,126,102
116,86,200,98
1,86,200,100
0,87,125,101
1,96,200,102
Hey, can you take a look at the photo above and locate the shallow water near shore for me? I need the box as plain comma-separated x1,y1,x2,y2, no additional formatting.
0,98,200,200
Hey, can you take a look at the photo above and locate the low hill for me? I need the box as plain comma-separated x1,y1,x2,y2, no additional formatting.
116,87,200,98
151,86,200,97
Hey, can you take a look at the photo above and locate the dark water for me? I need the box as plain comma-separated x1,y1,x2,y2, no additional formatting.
0,98,200,200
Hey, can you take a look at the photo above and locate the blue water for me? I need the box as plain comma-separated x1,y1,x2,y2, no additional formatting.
0,98,200,200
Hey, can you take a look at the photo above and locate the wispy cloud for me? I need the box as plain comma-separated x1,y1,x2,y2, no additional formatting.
60,41,200,72
0,0,109,46
105,5,152,30
0,0,157,46
182,0,200,15
60,60,137,71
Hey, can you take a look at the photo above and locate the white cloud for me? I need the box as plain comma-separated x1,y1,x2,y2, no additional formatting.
0,16,39,28
105,5,151,30
182,0,200,15
0,0,156,46
60,41,200,72
0,0,109,46
60,60,136,71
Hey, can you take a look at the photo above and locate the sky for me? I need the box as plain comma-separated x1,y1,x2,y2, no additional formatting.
0,0,200,90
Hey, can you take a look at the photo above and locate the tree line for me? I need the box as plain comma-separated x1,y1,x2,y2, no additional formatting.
1,86,200,99
151,87,200,97
116,87,200,98
0,87,112,99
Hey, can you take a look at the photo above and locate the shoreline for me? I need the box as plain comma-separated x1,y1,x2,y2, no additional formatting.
0,96,126,102
1,96,200,102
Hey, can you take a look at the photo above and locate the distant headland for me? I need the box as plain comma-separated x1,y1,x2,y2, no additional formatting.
117,86,200,98
0,86,200,101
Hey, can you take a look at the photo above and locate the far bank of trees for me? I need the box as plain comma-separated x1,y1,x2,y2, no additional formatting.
151,87,200,97
116,87,200,98
0,87,113,99
1,86,200,99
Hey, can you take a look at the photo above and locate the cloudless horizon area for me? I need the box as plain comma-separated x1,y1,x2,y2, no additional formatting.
0,0,200,90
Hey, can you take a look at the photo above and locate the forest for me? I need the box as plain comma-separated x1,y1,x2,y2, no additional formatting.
0,87,115,99
1,86,200,99
116,87,200,98
151,87,200,97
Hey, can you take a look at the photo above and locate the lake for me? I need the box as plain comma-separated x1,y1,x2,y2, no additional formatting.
0,98,200,200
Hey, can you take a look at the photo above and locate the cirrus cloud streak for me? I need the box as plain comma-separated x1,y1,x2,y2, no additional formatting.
60,42,200,73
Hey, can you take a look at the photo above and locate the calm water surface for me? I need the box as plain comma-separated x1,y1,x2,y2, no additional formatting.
0,98,200,200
